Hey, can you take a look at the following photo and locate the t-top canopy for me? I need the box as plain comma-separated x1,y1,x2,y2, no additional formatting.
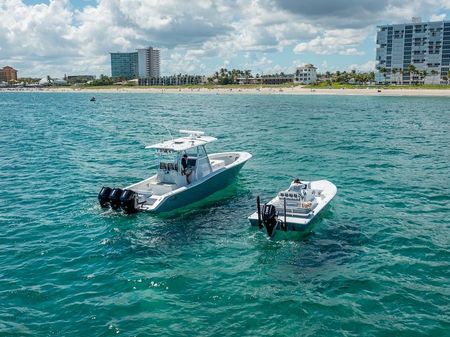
145,130,217,152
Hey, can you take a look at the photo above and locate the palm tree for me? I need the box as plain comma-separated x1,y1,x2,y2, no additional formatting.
378,67,387,84
421,70,428,84
392,68,398,84
447,70,450,85
407,64,417,84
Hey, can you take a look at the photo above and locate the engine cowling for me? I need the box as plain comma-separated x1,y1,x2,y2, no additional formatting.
120,189,139,214
109,188,123,210
262,204,278,237
98,186,112,208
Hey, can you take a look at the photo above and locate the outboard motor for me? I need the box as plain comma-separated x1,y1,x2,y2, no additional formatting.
120,189,139,214
109,188,123,210
98,187,112,208
262,204,278,238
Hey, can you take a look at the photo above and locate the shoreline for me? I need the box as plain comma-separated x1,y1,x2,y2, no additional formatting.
2,86,450,97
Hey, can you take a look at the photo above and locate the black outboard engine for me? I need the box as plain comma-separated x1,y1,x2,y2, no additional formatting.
109,188,123,210
262,204,278,238
98,187,112,208
120,189,139,214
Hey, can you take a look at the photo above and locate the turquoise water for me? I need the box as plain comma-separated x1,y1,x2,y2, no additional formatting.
0,92,449,336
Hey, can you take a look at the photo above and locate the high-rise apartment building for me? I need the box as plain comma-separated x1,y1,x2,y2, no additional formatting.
137,47,160,78
376,19,450,84
110,52,138,79
0,66,18,82
110,47,160,80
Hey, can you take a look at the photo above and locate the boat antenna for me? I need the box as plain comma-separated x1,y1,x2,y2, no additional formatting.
143,123,174,148
159,123,174,142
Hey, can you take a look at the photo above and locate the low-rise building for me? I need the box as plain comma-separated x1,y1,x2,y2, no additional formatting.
237,75,294,85
38,76,68,86
294,64,317,84
67,75,96,84
139,74,206,86
0,66,18,82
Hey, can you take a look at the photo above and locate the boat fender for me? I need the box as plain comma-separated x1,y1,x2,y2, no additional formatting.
120,189,139,214
109,188,123,210
98,186,112,208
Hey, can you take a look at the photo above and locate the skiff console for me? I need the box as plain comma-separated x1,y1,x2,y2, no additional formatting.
98,130,252,214
248,180,337,238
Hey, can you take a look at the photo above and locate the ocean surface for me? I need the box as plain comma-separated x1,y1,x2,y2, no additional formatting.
0,92,449,336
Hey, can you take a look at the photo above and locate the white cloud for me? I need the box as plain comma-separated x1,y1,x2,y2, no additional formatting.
430,13,447,21
293,29,369,55
348,60,376,72
0,0,449,77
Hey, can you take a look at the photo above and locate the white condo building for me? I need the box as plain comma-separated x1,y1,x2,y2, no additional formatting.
137,47,160,78
294,64,317,84
376,18,450,84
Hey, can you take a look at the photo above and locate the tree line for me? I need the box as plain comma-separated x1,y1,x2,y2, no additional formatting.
378,65,448,84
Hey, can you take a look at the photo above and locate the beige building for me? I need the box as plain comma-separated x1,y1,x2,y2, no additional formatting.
0,66,18,82
137,47,160,78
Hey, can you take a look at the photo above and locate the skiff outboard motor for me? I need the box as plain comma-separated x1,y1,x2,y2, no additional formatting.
262,204,278,237
98,187,112,208
120,189,139,214
109,188,123,210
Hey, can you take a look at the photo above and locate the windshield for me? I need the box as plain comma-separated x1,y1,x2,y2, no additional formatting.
158,151,179,171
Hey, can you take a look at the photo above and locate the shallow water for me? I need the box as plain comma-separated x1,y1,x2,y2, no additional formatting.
0,92,449,336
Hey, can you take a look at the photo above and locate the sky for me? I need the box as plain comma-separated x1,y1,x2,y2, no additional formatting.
1,0,450,78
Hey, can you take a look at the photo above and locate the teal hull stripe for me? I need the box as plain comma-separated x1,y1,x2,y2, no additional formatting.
152,162,246,213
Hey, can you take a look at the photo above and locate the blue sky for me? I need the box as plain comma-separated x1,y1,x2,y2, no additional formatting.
2,0,450,78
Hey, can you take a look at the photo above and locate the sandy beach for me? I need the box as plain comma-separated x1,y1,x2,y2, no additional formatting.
2,86,450,96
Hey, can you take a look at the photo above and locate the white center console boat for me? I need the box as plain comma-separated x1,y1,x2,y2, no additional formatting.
248,180,337,238
98,130,252,213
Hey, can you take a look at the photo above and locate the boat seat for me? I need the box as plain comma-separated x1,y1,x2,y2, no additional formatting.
279,191,302,200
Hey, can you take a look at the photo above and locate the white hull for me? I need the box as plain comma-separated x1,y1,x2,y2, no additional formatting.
248,180,336,232
127,151,251,213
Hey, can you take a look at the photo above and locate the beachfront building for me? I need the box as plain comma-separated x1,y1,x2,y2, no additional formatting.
376,18,450,84
67,75,96,84
137,47,160,78
237,75,294,85
111,46,160,80
0,66,18,82
110,52,138,79
139,74,206,86
294,64,317,84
